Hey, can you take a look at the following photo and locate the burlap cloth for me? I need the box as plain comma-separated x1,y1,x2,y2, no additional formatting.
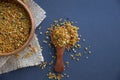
0,0,46,74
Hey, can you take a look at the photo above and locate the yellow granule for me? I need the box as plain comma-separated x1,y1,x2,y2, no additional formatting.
50,21,79,49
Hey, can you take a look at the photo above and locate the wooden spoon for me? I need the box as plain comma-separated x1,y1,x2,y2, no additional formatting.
54,46,65,72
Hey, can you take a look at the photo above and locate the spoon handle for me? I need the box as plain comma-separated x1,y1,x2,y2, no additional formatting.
55,47,65,72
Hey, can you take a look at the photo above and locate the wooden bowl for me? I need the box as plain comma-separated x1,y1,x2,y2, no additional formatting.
0,0,35,56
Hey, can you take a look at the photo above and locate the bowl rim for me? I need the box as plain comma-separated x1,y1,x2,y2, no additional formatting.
0,0,35,56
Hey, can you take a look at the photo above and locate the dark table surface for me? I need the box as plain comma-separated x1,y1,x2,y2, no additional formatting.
0,0,120,80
